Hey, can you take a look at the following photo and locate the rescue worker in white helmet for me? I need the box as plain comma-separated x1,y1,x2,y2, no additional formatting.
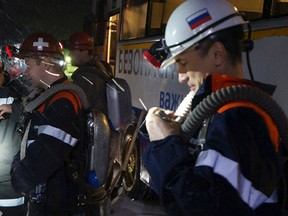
68,32,112,117
143,0,284,215
9,32,88,216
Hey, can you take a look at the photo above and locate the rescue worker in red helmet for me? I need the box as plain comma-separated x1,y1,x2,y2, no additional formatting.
9,32,88,215
143,0,285,215
68,31,111,116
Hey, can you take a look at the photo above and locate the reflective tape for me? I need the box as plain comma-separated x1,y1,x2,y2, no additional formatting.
38,125,78,146
0,97,14,105
0,197,25,207
195,149,278,209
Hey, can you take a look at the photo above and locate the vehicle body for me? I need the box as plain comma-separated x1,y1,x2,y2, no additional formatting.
86,0,288,200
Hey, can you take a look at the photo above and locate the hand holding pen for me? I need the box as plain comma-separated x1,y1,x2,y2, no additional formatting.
139,98,180,141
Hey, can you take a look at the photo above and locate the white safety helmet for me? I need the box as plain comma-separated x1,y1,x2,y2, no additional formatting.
161,0,246,68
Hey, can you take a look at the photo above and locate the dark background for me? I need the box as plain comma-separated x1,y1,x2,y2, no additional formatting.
0,0,92,45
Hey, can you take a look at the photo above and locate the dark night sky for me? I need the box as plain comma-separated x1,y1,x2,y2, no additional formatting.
0,0,92,45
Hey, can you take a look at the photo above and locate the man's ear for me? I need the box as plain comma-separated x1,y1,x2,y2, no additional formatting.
210,42,226,67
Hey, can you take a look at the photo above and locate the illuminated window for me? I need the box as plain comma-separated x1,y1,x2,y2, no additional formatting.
121,0,149,39
119,0,288,40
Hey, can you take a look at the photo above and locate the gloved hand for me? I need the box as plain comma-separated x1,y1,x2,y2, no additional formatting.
145,107,180,141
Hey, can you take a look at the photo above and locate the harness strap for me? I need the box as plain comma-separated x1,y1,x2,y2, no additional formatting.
37,90,82,114
218,101,279,151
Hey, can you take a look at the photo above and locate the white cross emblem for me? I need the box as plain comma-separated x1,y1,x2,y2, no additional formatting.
33,38,49,51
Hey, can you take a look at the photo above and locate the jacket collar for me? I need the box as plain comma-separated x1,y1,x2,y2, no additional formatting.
192,74,276,110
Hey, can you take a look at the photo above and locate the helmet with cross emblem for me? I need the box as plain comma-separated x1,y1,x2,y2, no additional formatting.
18,32,64,61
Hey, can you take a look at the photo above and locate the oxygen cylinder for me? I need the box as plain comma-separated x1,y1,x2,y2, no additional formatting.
86,109,111,187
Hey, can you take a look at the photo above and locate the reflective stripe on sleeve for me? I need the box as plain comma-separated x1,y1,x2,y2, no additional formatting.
0,197,25,207
38,125,78,147
0,97,14,105
195,149,278,209
27,140,35,148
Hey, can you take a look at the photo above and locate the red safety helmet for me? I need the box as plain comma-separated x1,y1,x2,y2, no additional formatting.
68,32,94,50
18,32,64,60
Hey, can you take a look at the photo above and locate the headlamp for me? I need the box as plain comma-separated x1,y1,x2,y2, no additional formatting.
143,39,169,68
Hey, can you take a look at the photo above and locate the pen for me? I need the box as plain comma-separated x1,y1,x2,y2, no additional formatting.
139,98,148,111
139,98,173,122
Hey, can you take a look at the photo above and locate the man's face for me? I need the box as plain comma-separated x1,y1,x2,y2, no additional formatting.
24,57,45,88
175,47,212,92
69,49,87,66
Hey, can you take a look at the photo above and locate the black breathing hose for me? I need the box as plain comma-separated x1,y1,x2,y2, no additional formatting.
180,85,288,152
24,83,89,112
